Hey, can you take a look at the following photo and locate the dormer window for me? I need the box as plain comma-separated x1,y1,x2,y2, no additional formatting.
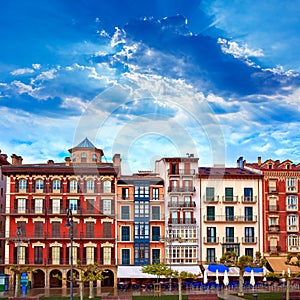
287,164,290,169
81,152,87,163
268,164,273,169
92,154,97,162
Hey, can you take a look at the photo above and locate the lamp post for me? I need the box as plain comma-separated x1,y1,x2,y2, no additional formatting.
15,226,22,297
66,209,74,300
168,225,172,292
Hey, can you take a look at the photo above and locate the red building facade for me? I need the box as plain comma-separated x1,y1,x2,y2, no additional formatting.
245,157,300,256
1,138,121,289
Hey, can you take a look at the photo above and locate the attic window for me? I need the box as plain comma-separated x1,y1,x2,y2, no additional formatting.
286,164,290,169
92,154,97,162
268,164,273,169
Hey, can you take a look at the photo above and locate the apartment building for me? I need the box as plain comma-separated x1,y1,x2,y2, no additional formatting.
245,157,300,256
1,138,121,289
199,159,263,263
155,156,201,274
116,172,165,278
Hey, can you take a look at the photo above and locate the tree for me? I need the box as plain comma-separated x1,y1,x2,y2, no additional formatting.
9,265,32,297
172,270,199,300
220,251,266,296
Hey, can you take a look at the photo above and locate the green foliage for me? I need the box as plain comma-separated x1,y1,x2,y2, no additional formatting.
77,263,107,283
141,263,172,280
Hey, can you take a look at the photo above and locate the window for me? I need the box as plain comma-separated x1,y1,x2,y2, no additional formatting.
152,206,160,220
86,247,95,264
19,179,27,191
225,227,234,243
35,179,44,191
171,196,178,207
287,235,300,250
72,154,76,162
17,198,26,213
134,182,150,198
34,246,43,264
52,199,60,214
207,206,215,221
52,221,60,238
152,249,160,264
134,202,149,218
17,221,26,237
134,222,149,239
92,154,97,162
185,211,192,224
121,249,130,265
86,199,95,213
152,188,159,200
122,188,129,200
103,199,111,215
134,243,149,265
52,246,60,264
86,180,95,193
121,226,130,241
245,248,254,257
286,177,297,192
103,222,112,238
287,195,298,211
103,247,111,265
207,227,216,243
34,221,43,237
103,181,111,193
245,207,253,221
18,246,26,264
81,152,87,162
52,179,61,192
69,180,77,192
225,187,234,201
152,226,160,241
35,198,43,213
206,187,215,201
184,196,191,207
244,188,253,202
207,248,216,263
225,207,234,221
287,215,298,231
69,199,78,213
268,179,277,193
245,227,255,243
69,245,77,264
121,206,130,220
86,222,94,238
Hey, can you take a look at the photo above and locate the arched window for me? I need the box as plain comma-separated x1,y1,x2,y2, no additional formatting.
287,195,298,211
92,154,97,162
287,214,298,232
70,180,78,192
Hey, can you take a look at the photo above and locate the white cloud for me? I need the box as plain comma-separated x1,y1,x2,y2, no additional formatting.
60,97,88,113
32,64,41,70
10,68,35,76
34,69,57,81
111,27,126,48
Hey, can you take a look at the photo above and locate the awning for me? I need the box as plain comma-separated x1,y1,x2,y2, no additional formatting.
203,265,239,277
117,265,202,279
244,266,268,277
266,257,300,274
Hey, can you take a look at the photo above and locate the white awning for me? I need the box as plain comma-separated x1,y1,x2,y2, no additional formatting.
117,265,202,279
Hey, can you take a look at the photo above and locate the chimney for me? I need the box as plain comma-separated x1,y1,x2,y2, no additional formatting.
237,157,244,169
258,156,261,166
65,157,71,166
11,154,23,165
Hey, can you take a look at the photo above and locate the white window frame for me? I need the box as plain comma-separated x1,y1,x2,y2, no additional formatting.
52,246,60,265
86,247,95,264
286,177,297,192
52,199,60,214
287,195,298,211
103,199,111,215
35,198,43,213
18,198,26,213
103,247,111,265
287,214,299,231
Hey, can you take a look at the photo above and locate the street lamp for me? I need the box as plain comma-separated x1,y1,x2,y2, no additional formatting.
161,225,173,291
66,208,74,300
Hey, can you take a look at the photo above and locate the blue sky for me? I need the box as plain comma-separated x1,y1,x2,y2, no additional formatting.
1,0,300,173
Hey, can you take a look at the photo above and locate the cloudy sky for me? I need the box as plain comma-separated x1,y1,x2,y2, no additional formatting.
1,0,300,173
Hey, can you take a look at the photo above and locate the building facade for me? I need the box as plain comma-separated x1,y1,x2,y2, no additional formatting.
245,157,300,256
1,138,121,289
155,156,201,271
199,161,263,263
116,172,165,278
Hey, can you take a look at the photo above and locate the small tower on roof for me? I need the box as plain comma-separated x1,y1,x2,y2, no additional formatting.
68,137,104,164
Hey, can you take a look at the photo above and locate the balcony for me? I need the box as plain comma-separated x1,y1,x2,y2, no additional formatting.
222,196,239,203
203,196,219,203
287,225,299,232
268,187,278,193
268,205,279,212
288,246,300,252
286,205,298,212
168,201,196,208
242,237,257,244
268,225,280,232
241,196,257,203
168,169,196,176
222,237,239,243
204,215,257,222
168,218,196,224
203,236,219,244
168,187,196,193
